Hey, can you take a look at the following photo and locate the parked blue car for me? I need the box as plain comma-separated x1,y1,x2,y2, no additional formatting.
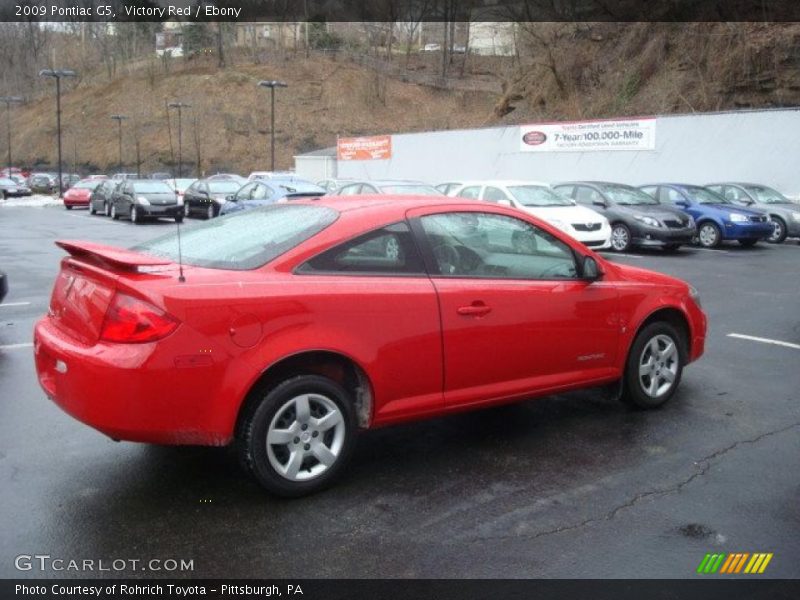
639,183,773,248
219,179,325,215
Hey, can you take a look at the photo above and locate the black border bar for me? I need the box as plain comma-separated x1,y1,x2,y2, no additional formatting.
2,0,800,22
4,579,800,600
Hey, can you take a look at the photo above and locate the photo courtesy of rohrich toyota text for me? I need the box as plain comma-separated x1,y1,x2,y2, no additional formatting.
0,1,798,599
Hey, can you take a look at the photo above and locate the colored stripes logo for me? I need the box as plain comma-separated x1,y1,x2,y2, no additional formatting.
697,553,773,574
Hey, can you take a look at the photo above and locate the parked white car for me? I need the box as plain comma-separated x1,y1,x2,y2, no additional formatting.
448,180,612,249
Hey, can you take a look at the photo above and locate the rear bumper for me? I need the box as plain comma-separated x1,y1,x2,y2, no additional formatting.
139,204,182,217
33,317,238,446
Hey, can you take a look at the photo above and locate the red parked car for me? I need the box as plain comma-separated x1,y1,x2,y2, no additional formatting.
34,197,706,496
62,179,104,209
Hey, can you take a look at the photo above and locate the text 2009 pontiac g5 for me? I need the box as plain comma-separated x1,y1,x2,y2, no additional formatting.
34,196,706,496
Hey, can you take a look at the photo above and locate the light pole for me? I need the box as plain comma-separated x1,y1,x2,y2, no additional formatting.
257,80,288,171
167,102,191,177
110,114,128,175
0,96,23,175
39,69,76,196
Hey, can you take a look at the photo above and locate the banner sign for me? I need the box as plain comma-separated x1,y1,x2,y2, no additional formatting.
337,135,392,161
519,117,656,152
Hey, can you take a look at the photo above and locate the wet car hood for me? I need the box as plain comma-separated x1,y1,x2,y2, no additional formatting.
136,192,178,205
611,203,689,222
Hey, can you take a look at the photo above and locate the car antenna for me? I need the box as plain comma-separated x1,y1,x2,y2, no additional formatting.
165,98,185,282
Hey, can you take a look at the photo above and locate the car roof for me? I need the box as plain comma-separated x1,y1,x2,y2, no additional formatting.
297,194,472,212
345,180,431,186
453,180,551,188
555,181,633,187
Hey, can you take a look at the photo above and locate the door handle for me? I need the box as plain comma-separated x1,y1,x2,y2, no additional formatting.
457,302,492,317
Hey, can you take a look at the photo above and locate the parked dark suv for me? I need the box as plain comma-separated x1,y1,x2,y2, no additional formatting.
553,182,696,252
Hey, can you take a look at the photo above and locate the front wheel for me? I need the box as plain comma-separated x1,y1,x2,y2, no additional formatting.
104,202,111,217
697,222,721,248
206,203,215,220
130,205,140,224
238,375,357,497
89,204,96,215
65,205,73,210
111,204,119,220
767,217,787,244
610,223,632,252
622,322,685,409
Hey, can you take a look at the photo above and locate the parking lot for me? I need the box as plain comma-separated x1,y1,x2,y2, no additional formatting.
1,205,798,578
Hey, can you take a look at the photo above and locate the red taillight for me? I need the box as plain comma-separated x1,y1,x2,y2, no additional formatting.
99,293,178,343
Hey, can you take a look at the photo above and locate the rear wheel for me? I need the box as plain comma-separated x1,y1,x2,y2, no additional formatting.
738,239,758,247
610,223,632,252
206,204,215,219
622,322,684,409
65,205,73,210
104,202,111,217
130,205,140,224
767,217,787,244
111,203,119,220
89,204,96,215
238,375,357,497
697,222,721,248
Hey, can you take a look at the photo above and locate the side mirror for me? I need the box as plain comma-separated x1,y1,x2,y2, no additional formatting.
225,194,234,201
581,256,602,281
592,200,607,208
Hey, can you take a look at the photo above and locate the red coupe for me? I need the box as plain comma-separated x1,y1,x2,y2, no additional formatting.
34,197,706,496
63,179,103,209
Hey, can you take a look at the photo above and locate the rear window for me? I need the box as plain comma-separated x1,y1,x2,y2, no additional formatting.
133,181,173,194
133,205,338,270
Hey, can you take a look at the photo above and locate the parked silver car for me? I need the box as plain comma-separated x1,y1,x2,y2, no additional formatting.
706,182,800,243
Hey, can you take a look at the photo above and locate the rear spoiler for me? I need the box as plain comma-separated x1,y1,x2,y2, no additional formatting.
56,240,172,271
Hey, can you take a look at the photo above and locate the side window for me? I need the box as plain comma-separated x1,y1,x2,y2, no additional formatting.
235,182,256,200
420,212,578,280
554,185,574,199
361,185,379,194
483,186,510,203
662,188,685,205
575,186,603,206
298,222,425,275
457,186,482,200
338,184,361,196
639,186,658,198
251,184,273,200
723,186,747,203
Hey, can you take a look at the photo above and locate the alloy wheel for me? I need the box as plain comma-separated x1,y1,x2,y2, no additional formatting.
266,393,346,482
768,218,785,243
104,203,110,216
130,206,138,223
611,225,630,251
638,334,679,398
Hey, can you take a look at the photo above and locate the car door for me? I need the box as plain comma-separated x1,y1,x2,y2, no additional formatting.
409,206,620,408
660,186,699,220
296,221,443,424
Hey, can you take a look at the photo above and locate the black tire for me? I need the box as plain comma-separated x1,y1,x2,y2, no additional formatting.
663,243,681,252
238,375,357,497
767,217,787,244
104,202,111,217
610,223,632,252
0,191,5,200
621,321,685,409
738,239,758,247
206,203,215,220
89,204,96,215
130,205,140,224
697,222,721,248
175,215,184,224
111,203,119,220
65,205,73,210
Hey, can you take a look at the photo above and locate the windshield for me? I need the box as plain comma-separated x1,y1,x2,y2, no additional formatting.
0,178,16,185
687,186,731,205
165,179,196,193
132,181,173,194
379,184,442,195
134,205,338,271
73,180,101,190
508,185,573,207
743,185,789,204
599,185,659,205
208,181,242,194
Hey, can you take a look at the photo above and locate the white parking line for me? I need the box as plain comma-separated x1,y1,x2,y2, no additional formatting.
0,342,33,351
0,302,31,308
727,333,800,350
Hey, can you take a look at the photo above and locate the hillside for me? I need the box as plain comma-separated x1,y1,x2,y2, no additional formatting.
9,23,800,177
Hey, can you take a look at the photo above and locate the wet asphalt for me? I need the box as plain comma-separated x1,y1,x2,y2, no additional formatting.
0,206,798,579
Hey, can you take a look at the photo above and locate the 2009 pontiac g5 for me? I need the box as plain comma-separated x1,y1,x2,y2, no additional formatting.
34,196,706,496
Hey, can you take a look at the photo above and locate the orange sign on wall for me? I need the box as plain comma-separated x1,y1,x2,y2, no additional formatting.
337,135,392,161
